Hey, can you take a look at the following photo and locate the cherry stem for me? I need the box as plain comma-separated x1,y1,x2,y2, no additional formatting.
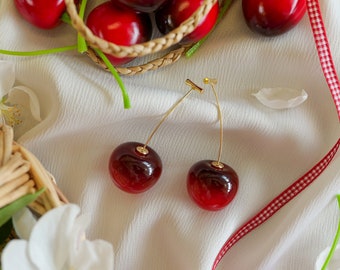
142,79,203,149
77,0,88,54
321,194,340,270
0,45,77,56
94,48,131,109
61,1,129,109
203,78,223,166
185,0,234,58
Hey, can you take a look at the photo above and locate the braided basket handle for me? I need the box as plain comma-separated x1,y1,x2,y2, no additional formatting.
64,0,218,58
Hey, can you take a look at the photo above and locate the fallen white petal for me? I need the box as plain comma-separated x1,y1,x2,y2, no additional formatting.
1,240,38,270
253,87,308,109
9,85,42,121
315,245,340,270
0,60,15,95
12,207,37,240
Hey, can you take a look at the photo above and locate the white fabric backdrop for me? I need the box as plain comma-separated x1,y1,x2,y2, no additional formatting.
1,0,340,269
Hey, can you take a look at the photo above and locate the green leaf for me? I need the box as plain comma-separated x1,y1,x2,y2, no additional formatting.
0,188,45,227
0,219,13,245
60,12,71,25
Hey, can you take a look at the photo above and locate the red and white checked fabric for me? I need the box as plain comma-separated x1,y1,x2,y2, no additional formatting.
212,0,340,269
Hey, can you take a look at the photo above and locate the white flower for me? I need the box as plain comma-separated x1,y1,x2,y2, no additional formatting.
1,204,114,270
0,60,41,137
252,87,308,109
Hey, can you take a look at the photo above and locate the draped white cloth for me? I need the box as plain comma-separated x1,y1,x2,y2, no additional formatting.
0,0,340,269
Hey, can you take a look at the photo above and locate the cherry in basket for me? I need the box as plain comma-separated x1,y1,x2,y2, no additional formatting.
86,1,152,66
242,0,306,36
14,0,66,29
155,0,219,44
115,0,168,13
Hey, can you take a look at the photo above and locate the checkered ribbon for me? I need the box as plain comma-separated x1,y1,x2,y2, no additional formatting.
307,0,340,119
212,1,340,269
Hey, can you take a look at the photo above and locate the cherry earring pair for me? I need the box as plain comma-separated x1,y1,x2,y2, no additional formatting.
108,78,239,211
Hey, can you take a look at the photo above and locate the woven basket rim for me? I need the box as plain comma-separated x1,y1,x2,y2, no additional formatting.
65,0,218,58
0,124,67,216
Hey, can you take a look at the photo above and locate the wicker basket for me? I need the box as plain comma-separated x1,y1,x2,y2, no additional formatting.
0,125,68,263
0,124,67,217
64,0,220,75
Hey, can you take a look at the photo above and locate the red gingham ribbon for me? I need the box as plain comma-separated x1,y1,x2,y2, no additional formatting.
212,0,340,268
212,139,340,269
307,0,340,119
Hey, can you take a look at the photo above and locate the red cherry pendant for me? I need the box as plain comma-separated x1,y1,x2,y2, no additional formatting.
187,160,238,211
108,142,162,193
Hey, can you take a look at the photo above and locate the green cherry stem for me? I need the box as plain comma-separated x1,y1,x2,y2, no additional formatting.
185,0,234,58
321,194,340,270
0,45,77,56
77,0,88,54
74,0,129,109
94,49,131,109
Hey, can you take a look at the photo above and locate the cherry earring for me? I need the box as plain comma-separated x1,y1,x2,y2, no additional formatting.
187,78,239,211
108,79,203,194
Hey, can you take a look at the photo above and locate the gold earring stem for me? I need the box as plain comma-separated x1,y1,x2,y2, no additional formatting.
203,78,224,169
136,79,203,155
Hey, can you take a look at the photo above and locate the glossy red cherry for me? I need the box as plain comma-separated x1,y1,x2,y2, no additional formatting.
187,160,238,211
155,0,219,44
108,142,162,193
14,0,66,29
86,1,152,66
115,0,168,13
242,0,306,36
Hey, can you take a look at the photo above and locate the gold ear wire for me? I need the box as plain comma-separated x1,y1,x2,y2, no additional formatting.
203,78,224,169
136,79,203,155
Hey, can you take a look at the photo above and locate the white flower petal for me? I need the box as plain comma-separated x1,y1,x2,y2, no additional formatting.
71,239,114,270
9,85,41,121
315,245,340,270
12,207,37,240
1,240,38,270
28,204,81,270
0,60,15,94
3,204,113,270
72,214,91,249
252,87,308,109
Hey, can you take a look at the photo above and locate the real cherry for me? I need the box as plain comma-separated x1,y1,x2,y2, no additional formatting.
155,0,219,44
86,1,152,66
242,0,306,36
115,0,168,13
14,0,66,29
